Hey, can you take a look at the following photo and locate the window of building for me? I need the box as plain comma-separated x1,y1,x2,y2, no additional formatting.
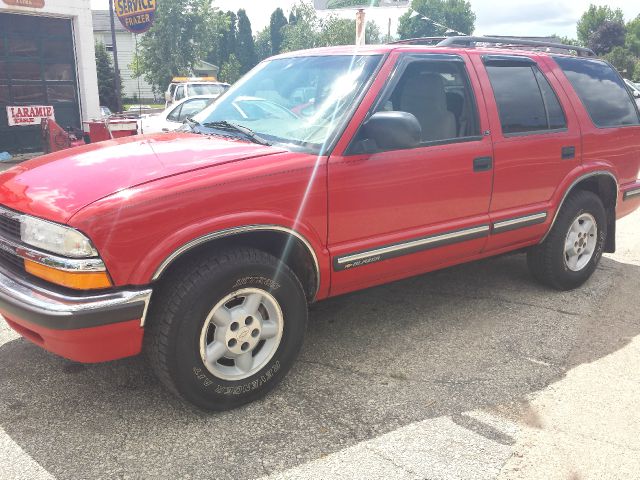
486,61,567,135
553,56,640,128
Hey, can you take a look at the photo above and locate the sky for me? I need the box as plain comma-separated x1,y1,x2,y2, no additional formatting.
90,1,639,39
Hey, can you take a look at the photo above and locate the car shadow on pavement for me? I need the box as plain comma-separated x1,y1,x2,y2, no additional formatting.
0,253,638,479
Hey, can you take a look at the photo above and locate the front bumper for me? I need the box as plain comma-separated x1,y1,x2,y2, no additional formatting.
0,268,152,363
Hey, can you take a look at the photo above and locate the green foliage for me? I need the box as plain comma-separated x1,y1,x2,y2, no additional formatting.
604,46,639,79
269,8,288,55
319,16,381,46
219,54,242,84
255,27,272,61
576,4,624,45
138,0,218,93
94,41,122,112
588,20,626,55
398,0,475,39
626,16,640,56
236,9,257,74
281,2,322,52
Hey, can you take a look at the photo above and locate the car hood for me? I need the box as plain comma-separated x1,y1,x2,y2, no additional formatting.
0,132,285,223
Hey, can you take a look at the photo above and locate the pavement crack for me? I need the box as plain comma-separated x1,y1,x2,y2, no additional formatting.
364,444,423,478
428,290,582,317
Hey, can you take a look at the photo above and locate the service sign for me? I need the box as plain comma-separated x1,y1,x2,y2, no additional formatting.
1,0,45,8
115,0,157,34
7,106,55,126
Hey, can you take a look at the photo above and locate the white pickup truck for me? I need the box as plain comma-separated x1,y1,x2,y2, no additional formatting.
165,77,230,108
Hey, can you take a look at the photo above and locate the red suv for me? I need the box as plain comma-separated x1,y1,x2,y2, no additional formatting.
1,37,639,410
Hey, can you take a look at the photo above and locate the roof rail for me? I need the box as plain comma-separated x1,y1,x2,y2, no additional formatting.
436,36,595,57
389,37,446,45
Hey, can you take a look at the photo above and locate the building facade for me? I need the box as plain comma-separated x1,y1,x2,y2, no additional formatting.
0,0,100,154
92,10,155,101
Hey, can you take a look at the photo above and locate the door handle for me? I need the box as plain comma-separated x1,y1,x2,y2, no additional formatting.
473,156,493,172
561,146,576,160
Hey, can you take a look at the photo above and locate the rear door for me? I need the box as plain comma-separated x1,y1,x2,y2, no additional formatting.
327,52,494,296
470,54,582,251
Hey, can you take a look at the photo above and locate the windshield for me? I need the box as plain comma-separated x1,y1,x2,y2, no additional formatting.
188,84,227,97
193,55,382,154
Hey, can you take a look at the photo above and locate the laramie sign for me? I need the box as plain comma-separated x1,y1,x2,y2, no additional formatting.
2,0,45,8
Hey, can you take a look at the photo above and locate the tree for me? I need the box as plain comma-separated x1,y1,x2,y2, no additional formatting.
398,0,475,39
236,9,257,74
588,20,626,55
577,4,624,45
94,41,122,112
219,54,242,83
270,8,288,55
319,16,382,46
604,46,639,79
206,10,236,67
138,0,218,93
626,15,640,56
255,27,272,61
281,2,322,52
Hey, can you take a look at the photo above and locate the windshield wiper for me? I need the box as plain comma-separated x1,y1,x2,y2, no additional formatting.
202,120,272,146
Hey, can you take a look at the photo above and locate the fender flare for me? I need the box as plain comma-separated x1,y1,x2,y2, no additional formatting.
150,224,321,297
540,170,619,243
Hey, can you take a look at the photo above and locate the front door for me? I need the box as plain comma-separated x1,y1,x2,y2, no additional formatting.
328,53,494,296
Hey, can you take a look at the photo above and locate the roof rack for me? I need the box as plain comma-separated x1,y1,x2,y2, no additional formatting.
390,35,595,57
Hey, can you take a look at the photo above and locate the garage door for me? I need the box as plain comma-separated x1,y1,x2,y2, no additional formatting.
0,13,81,154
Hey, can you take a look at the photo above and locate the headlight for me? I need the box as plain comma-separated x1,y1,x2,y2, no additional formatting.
20,216,98,258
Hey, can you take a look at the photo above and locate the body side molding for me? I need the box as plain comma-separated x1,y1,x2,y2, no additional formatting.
151,225,321,298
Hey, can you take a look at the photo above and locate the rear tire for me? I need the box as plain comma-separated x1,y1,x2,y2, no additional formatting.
145,247,308,411
527,190,607,291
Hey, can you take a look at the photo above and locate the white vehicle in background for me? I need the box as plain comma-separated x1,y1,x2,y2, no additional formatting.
140,95,216,134
165,77,230,108
624,78,640,107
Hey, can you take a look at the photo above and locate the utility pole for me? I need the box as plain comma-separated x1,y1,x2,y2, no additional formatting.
108,0,123,113
356,8,366,46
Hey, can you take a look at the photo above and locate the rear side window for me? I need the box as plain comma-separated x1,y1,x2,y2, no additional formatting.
486,62,567,135
553,56,640,128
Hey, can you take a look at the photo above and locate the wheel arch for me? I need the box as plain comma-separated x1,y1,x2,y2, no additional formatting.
542,170,619,252
151,225,321,302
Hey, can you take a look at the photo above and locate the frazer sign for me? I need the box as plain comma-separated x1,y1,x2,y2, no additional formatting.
115,0,157,34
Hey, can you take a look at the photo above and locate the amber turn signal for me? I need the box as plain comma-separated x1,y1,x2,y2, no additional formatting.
24,260,113,290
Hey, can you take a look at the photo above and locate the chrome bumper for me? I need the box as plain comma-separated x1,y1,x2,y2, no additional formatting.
0,268,152,330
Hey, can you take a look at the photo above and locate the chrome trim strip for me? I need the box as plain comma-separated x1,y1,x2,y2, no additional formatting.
336,225,490,266
0,267,151,319
492,212,547,231
623,187,640,200
0,236,106,272
540,171,619,244
152,225,321,298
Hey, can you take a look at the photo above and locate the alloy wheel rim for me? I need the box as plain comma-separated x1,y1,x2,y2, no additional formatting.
564,213,597,272
199,288,283,381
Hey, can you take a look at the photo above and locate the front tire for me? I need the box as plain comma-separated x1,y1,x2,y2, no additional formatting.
145,248,308,411
527,190,607,291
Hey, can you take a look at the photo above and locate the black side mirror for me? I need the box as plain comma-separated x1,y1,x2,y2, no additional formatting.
362,111,421,151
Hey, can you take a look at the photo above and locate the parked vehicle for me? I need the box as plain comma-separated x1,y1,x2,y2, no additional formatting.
624,78,640,108
1,38,639,411
165,77,230,108
99,106,113,118
140,95,216,134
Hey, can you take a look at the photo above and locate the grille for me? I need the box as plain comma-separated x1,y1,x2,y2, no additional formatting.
0,214,20,241
0,205,21,243
0,248,25,276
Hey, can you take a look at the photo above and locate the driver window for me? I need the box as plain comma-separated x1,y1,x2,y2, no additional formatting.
175,85,185,101
376,60,480,144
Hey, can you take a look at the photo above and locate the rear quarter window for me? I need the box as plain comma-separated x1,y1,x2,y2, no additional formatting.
553,56,640,128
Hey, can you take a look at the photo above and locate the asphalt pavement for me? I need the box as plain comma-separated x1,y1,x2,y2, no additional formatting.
1,205,639,480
